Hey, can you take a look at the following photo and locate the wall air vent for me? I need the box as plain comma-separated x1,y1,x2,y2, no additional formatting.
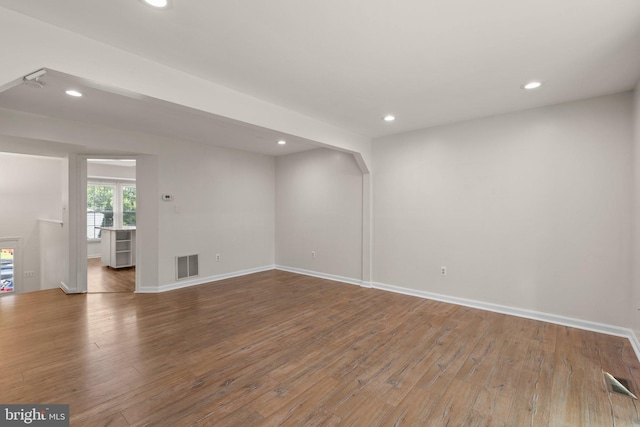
176,254,199,280
604,372,637,399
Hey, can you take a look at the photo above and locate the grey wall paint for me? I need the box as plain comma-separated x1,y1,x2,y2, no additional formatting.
373,92,633,327
0,153,64,293
3,84,639,334
157,143,275,283
87,162,136,180
276,148,363,281
632,82,640,335
0,125,276,290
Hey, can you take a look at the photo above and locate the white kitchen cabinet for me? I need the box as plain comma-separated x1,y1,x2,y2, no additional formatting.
99,227,136,269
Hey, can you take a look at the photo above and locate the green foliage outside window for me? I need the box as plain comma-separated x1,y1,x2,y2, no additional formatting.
123,186,136,226
87,185,114,238
88,185,114,212
87,183,136,238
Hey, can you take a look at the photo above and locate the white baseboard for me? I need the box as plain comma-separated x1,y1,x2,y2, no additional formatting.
60,281,83,294
87,254,101,259
372,281,640,363
136,265,275,293
275,265,365,287
136,265,365,293
628,330,640,363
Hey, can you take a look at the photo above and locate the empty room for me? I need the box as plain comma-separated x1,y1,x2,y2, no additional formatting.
1,1,640,425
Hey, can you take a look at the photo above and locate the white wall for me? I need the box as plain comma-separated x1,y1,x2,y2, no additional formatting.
0,153,64,293
87,162,136,181
0,113,275,292
39,220,65,291
0,2,374,287
135,154,159,290
276,148,363,282
87,242,101,259
157,143,275,286
373,92,633,327
632,82,640,336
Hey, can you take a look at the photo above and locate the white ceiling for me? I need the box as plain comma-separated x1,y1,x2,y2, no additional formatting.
0,70,321,156
0,0,639,141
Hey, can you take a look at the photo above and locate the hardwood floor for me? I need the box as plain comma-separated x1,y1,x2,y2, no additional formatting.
87,258,135,293
1,270,640,426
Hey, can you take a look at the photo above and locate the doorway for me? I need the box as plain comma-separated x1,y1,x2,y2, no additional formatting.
86,158,136,293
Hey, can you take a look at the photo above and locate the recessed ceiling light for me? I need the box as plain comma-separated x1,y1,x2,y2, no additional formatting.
277,140,287,145
522,81,542,90
140,0,171,8
65,90,83,97
383,115,396,122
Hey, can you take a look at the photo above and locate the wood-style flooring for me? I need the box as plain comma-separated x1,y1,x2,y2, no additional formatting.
87,257,135,293
1,270,640,426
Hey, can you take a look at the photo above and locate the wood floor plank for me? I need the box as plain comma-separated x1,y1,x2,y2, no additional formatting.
422,378,483,425
324,387,374,423
249,371,328,419
549,326,616,426
0,370,24,390
2,269,640,426
160,374,279,426
77,411,130,427
72,369,197,424
377,385,435,425
260,376,341,427
372,304,470,406
337,392,394,427
505,347,555,426
468,385,513,427
192,405,265,427
88,258,135,293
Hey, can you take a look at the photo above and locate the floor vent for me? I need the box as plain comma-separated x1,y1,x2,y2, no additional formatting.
604,372,637,399
176,254,199,280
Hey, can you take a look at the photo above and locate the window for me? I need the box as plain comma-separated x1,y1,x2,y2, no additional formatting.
0,248,14,294
87,181,136,240
122,185,137,227
87,183,114,239
0,238,20,295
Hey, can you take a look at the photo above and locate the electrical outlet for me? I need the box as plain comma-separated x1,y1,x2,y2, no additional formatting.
311,251,316,259
24,271,36,278
440,266,447,276
216,254,221,261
